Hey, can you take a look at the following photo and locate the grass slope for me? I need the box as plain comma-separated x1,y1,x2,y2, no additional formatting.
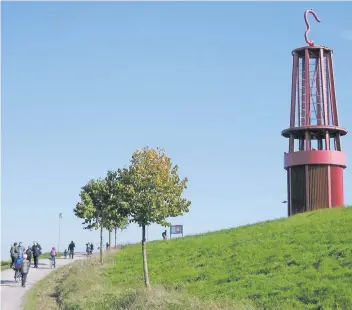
26,208,352,310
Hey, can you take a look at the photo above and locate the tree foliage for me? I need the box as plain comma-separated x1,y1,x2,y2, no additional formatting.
122,147,191,227
119,146,191,288
74,146,191,286
104,170,129,233
74,176,129,263
74,178,108,230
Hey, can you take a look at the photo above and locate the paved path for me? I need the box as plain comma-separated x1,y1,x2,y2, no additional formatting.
0,253,86,310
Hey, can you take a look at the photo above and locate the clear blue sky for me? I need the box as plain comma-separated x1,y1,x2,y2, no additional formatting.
2,2,352,258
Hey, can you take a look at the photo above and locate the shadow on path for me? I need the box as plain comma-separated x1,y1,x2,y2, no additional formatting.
1,280,20,288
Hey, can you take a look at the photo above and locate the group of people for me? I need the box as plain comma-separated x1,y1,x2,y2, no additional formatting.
86,242,94,255
9,241,43,287
10,241,42,269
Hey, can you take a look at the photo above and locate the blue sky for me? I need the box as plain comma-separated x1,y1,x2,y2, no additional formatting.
2,2,352,258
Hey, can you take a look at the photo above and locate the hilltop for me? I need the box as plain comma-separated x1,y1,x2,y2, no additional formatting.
26,207,352,310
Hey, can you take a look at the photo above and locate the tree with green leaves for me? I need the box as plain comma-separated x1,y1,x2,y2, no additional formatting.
119,146,191,288
104,170,129,248
74,178,111,264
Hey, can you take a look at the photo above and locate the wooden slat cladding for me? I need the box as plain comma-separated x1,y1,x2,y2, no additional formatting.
308,165,329,211
290,166,306,215
289,165,330,215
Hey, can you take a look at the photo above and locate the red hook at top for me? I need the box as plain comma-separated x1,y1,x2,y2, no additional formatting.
304,9,321,47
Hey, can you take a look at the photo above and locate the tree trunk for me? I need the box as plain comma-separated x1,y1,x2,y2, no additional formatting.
114,227,117,248
141,224,150,289
108,230,112,250
100,224,103,264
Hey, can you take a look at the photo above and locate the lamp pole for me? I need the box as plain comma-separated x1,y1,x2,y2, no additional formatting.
58,213,62,252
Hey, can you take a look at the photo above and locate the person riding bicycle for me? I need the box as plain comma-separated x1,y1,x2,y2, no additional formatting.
50,247,57,268
68,241,75,259
13,253,24,281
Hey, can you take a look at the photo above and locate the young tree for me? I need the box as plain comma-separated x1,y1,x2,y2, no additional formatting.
74,178,109,264
104,170,129,249
108,230,112,250
120,147,191,288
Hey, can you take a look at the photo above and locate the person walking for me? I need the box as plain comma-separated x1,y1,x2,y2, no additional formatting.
20,254,30,288
26,246,32,266
162,230,168,240
17,242,25,257
10,242,18,268
31,241,42,268
68,241,75,259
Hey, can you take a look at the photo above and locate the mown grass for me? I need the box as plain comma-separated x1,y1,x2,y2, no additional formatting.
1,260,11,270
41,252,64,259
26,207,352,310
25,253,246,310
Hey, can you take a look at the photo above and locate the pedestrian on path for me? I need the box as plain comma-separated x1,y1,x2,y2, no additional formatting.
10,242,18,268
20,254,30,287
17,242,25,257
32,241,42,268
68,241,75,259
26,246,32,266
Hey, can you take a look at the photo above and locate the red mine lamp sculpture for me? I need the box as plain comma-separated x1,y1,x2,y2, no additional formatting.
282,9,348,216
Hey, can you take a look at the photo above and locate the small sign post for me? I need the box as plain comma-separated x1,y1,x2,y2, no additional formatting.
170,225,183,239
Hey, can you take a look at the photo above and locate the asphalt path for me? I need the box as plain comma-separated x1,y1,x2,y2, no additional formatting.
0,253,86,310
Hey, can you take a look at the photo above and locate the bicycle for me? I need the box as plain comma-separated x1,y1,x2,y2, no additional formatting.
13,269,21,282
49,256,56,269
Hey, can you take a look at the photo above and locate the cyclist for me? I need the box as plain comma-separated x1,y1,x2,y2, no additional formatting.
50,247,57,268
13,253,23,281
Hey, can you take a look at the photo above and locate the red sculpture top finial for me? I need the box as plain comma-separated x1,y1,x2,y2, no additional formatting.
304,9,321,47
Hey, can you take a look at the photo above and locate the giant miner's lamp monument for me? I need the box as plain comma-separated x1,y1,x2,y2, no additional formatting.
282,9,348,216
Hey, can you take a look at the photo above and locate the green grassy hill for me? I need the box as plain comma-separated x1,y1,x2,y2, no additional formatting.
26,207,352,310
